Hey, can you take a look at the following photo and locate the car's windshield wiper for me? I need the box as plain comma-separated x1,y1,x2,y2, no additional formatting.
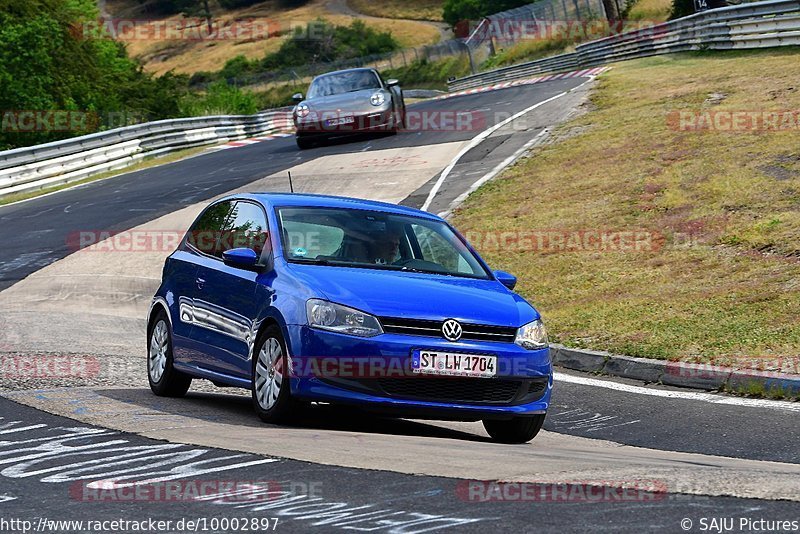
288,257,333,265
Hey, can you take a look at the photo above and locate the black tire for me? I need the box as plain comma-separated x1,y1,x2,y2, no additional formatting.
147,310,191,397
392,104,405,133
483,414,546,444
296,136,313,150
251,325,300,424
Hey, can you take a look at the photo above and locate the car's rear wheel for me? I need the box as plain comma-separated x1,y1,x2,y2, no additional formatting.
147,310,192,397
483,414,546,444
252,325,299,423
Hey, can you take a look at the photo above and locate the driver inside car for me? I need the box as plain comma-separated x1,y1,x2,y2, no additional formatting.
369,225,403,265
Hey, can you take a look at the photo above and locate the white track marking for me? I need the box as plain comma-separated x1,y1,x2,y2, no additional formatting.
438,128,550,218
554,372,800,413
421,77,592,212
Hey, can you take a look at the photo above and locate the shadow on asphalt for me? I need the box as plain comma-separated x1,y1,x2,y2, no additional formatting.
95,388,492,443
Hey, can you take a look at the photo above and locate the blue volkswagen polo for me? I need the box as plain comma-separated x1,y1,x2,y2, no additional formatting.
148,193,552,443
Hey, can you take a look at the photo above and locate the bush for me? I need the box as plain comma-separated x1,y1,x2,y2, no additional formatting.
261,19,399,70
669,0,695,18
442,0,531,28
382,56,472,91
180,81,259,116
219,55,258,81
254,83,308,109
0,0,184,149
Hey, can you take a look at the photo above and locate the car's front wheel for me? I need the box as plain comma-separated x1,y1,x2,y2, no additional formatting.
296,135,313,150
147,310,192,397
252,325,298,423
483,414,546,444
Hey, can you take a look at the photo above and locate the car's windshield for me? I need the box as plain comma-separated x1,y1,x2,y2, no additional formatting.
307,70,382,98
277,207,490,279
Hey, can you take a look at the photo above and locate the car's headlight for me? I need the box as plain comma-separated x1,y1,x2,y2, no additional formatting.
515,319,548,350
370,92,386,106
306,299,383,337
295,104,310,118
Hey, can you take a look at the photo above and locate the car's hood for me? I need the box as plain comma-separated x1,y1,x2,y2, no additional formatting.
303,89,389,113
286,264,538,327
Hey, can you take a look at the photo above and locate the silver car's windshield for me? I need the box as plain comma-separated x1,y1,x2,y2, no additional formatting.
277,207,490,279
307,71,383,98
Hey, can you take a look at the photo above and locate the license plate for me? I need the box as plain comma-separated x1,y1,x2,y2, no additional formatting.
412,350,497,378
326,116,355,126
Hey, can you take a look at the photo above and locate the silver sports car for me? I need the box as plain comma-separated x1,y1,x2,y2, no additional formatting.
292,68,406,149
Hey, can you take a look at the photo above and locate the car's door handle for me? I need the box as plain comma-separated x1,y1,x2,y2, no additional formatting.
196,277,205,290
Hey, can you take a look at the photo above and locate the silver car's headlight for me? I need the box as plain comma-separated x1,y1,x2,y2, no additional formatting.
370,92,386,106
306,299,383,337
515,319,548,350
295,103,310,118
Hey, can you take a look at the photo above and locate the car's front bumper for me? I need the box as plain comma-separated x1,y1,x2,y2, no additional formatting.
294,109,394,136
284,325,552,420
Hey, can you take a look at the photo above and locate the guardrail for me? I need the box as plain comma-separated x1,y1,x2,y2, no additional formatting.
449,0,800,91
0,111,292,200
463,0,606,69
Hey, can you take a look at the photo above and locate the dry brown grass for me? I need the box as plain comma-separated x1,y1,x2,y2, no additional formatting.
348,0,444,21
113,0,441,75
451,49,800,364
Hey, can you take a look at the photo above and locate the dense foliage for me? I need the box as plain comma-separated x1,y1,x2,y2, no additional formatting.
196,19,400,86
0,0,185,149
442,0,532,28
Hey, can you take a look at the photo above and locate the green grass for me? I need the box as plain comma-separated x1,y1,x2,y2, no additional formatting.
626,0,672,21
482,38,577,71
451,49,800,366
383,56,472,91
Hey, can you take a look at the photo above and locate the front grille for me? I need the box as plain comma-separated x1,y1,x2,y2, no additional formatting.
319,375,549,405
378,377,520,403
380,317,517,343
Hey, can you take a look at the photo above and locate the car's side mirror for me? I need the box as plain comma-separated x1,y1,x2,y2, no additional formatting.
494,270,517,290
386,79,399,87
223,248,261,271
292,92,304,102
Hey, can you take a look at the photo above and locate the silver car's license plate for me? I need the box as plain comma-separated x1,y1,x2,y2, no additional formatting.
326,116,355,126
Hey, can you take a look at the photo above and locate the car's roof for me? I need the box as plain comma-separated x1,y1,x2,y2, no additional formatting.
229,193,441,220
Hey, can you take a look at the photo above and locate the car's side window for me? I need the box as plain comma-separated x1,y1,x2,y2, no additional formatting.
218,201,270,259
186,200,235,257
283,220,345,259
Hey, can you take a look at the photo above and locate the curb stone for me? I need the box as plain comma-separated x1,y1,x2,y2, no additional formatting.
403,89,446,99
550,344,800,397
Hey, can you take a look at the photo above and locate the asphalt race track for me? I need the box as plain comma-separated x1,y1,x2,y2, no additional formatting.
1,76,799,533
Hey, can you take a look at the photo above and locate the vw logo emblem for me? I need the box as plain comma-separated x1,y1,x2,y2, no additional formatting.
442,319,462,342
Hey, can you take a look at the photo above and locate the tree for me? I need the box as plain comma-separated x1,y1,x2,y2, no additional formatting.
442,0,532,29
0,0,183,149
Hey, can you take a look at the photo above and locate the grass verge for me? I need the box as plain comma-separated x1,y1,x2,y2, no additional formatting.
383,56,472,91
0,146,208,206
348,0,445,21
451,49,800,367
626,0,672,21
